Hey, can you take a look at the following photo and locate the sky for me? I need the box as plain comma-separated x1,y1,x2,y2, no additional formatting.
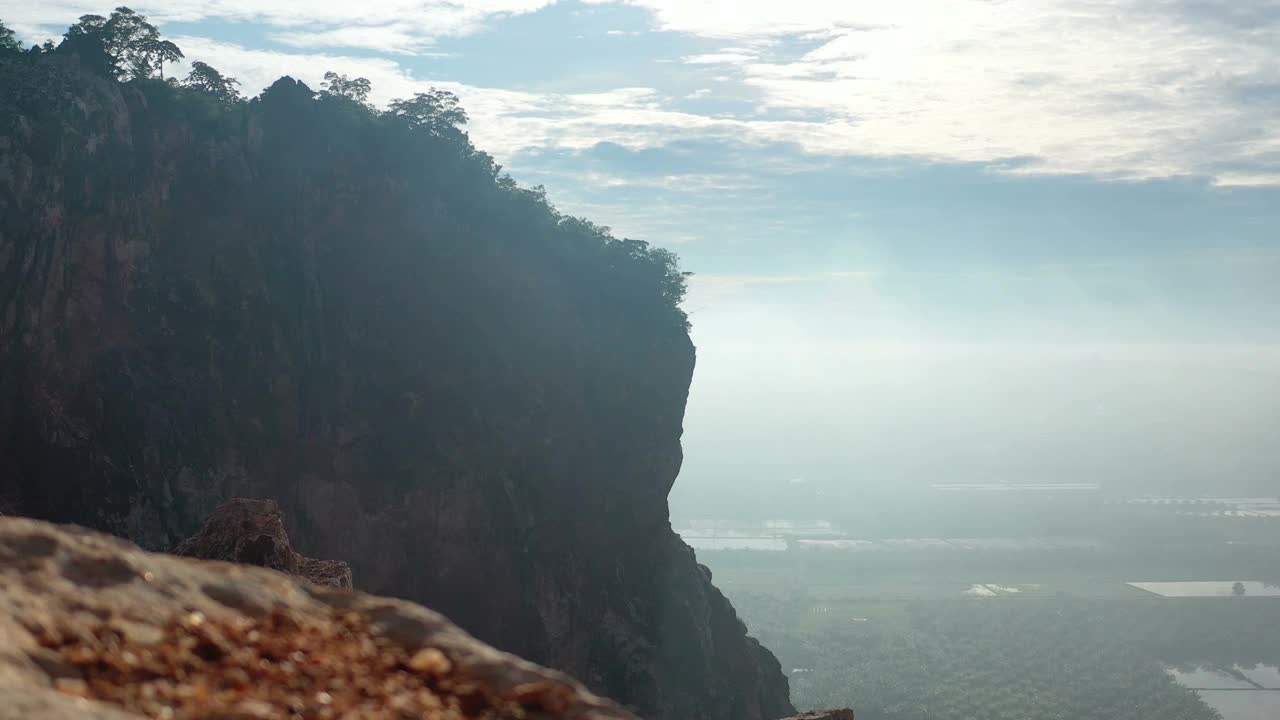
8,1,1280,506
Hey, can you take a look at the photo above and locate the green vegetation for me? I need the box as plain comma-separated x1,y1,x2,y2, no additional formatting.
0,20,20,53
0,6,689,334
182,61,241,105
389,90,469,139
61,7,181,80
320,71,372,104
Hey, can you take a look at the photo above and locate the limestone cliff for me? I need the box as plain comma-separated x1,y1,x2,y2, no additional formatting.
0,54,793,719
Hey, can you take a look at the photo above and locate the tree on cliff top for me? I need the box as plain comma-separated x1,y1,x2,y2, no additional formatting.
0,20,21,53
60,7,179,80
388,89,468,140
183,61,242,105
320,71,372,105
144,38,183,80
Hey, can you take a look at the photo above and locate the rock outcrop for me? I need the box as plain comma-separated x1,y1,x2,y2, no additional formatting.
0,56,793,718
0,516,637,720
172,499,353,589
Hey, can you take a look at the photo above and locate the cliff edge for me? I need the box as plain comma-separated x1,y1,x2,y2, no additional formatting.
0,54,793,719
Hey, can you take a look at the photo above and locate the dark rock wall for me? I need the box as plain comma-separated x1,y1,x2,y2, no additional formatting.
0,57,793,719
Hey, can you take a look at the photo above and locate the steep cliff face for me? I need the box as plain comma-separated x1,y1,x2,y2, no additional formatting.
0,56,793,719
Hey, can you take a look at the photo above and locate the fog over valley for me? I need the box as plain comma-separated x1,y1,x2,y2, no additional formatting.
3,3,1280,720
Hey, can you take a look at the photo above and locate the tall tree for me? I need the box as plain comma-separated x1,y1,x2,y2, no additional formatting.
144,38,183,79
62,7,166,79
64,13,108,39
388,89,469,139
104,7,161,78
183,61,242,105
0,19,21,53
320,71,371,104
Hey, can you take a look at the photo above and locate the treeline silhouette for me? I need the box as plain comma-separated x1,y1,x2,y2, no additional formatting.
0,8,690,330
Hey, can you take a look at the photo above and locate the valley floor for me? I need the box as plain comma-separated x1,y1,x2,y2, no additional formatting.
699,537,1280,720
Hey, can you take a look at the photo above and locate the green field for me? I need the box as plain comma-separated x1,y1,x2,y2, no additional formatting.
702,549,1280,720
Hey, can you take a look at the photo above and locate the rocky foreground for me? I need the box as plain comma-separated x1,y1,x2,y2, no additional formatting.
0,515,852,720
0,516,637,720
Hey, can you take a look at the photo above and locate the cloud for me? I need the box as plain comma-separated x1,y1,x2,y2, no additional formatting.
17,0,1280,187
589,0,1280,184
270,24,442,55
684,52,756,65
165,38,756,159
9,0,553,46
168,37,421,100
690,271,874,297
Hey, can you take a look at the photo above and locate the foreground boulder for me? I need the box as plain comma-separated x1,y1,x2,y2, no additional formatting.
172,499,353,589
0,516,636,720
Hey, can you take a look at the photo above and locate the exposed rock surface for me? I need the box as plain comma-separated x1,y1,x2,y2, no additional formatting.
0,516,638,720
0,56,793,718
172,499,353,589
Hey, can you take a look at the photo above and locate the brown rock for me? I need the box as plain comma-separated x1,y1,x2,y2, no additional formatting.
172,499,353,589
0,516,637,720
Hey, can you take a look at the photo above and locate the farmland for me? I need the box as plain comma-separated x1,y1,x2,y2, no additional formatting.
703,547,1280,720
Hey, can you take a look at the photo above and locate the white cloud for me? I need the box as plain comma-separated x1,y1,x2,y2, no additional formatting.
1213,172,1280,188
165,38,761,160
270,25,442,55
9,0,553,45
591,0,1280,184
684,52,756,65
16,0,1280,184
168,37,419,100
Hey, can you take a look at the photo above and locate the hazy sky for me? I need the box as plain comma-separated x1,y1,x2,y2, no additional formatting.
9,1,1280,502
